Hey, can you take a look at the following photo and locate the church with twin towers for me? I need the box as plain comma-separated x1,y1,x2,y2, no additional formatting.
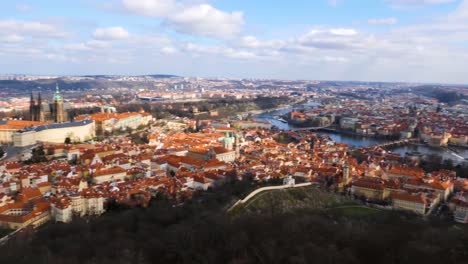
29,83,70,123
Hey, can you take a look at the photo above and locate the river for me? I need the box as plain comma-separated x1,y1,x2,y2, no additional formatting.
254,104,468,163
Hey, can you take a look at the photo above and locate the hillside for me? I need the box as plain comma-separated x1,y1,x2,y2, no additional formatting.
0,181,467,264
231,186,353,216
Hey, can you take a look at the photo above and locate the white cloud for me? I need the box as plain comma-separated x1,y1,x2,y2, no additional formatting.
1,34,24,42
224,48,256,59
0,19,66,38
122,0,244,38
368,17,398,25
239,36,285,49
122,0,178,17
64,43,90,51
161,46,177,55
297,28,359,50
451,0,468,19
4,0,468,83
64,40,112,52
321,56,348,63
167,4,244,38
180,42,257,60
305,28,357,36
93,27,129,40
329,28,357,36
87,40,113,49
392,0,468,43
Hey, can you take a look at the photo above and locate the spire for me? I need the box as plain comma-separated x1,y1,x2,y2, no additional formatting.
38,92,42,105
343,160,350,184
30,91,35,121
53,82,63,101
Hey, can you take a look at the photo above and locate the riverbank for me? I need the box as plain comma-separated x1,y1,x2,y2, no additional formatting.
388,144,468,164
254,106,468,161
243,105,291,116
316,126,400,140
241,98,309,117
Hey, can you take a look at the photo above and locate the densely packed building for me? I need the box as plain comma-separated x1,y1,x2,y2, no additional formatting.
0,98,467,230
289,94,467,147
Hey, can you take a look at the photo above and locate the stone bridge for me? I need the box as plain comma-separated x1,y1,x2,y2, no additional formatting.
370,138,418,148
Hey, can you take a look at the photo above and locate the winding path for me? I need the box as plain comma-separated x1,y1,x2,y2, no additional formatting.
227,183,312,212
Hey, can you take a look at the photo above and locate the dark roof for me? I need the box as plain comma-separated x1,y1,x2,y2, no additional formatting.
18,119,94,133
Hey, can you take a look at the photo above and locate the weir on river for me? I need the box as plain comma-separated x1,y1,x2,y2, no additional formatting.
290,126,334,132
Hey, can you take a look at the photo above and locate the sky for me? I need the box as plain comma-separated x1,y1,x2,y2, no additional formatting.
1,0,468,83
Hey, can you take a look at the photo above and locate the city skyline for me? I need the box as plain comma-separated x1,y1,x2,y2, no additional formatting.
1,0,468,83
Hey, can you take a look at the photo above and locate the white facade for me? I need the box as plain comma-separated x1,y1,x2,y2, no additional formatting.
93,171,127,184
216,151,236,162
52,195,105,223
13,121,95,147
115,114,143,130
85,196,105,215
0,128,17,144
51,204,73,223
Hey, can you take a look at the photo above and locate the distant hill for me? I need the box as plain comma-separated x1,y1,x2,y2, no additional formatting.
80,74,178,78
410,85,468,105
0,79,114,92
142,74,178,78
0,77,174,94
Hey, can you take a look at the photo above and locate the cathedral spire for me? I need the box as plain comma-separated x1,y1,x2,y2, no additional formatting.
30,91,35,121
54,83,63,101
53,82,65,123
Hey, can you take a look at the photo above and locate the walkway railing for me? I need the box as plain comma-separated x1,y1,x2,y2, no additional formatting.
227,183,312,212
0,227,23,246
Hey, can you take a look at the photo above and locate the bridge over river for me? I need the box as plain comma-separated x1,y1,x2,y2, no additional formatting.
370,138,419,149
289,126,335,132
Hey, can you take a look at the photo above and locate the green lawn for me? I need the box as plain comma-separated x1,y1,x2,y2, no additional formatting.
231,187,355,216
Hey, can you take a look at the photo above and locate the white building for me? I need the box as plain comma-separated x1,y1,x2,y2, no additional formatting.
51,192,105,223
92,166,127,184
13,120,95,147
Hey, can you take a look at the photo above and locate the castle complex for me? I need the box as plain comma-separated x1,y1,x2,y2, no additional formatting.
29,84,68,123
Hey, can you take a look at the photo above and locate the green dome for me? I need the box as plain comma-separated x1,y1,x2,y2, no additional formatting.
53,83,63,101
223,132,234,143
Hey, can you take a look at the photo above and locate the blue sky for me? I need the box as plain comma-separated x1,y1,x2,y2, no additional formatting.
1,0,468,83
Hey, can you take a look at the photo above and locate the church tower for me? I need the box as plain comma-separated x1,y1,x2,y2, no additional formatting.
222,132,234,150
29,92,43,121
235,134,241,159
343,160,350,185
338,160,351,193
37,92,44,122
29,92,35,121
53,83,64,123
